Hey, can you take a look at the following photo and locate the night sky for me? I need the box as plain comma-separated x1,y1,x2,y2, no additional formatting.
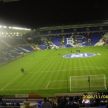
0,0,108,28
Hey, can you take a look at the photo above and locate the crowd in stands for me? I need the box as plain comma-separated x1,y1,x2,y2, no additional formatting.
41,92,108,108
0,92,107,108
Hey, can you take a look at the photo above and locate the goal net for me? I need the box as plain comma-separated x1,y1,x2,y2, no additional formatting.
69,74,107,92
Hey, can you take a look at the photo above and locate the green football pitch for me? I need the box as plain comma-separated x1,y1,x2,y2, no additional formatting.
0,46,108,96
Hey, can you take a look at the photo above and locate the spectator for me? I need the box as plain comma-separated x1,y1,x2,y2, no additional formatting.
57,97,67,108
65,97,73,108
42,98,52,108
48,97,58,108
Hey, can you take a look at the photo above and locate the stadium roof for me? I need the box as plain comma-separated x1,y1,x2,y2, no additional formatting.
0,0,19,2
0,0,108,28
39,21,108,31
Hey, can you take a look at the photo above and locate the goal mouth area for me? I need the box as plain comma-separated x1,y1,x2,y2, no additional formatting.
69,74,107,92
43,74,107,93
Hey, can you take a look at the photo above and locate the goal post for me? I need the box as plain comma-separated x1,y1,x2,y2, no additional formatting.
69,74,107,92
104,74,107,90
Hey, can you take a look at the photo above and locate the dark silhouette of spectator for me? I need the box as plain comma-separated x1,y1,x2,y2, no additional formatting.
65,98,73,108
49,97,58,108
57,97,67,108
42,98,52,108
72,101,79,108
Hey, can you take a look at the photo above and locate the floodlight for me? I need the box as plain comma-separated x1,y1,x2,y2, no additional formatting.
3,26,7,28
9,26,12,29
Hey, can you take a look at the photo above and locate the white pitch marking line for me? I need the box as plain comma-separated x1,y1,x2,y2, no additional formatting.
45,81,50,89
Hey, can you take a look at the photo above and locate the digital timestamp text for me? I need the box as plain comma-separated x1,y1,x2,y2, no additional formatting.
83,95,108,99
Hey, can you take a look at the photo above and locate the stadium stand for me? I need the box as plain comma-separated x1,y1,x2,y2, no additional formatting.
0,23,108,63
1,24,106,64
0,26,33,65
24,32,105,49
23,23,108,49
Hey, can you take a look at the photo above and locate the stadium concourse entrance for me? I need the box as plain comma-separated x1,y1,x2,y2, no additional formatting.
44,74,107,94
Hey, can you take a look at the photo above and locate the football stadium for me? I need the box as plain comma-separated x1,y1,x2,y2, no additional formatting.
0,22,108,107
0,0,108,108
0,24,108,96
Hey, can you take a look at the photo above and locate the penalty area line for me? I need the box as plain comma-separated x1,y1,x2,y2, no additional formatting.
45,81,50,89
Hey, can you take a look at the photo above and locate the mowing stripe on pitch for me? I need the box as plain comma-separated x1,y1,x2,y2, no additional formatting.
0,75,21,91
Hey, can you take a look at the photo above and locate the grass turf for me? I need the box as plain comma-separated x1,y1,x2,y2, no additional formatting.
0,46,108,96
